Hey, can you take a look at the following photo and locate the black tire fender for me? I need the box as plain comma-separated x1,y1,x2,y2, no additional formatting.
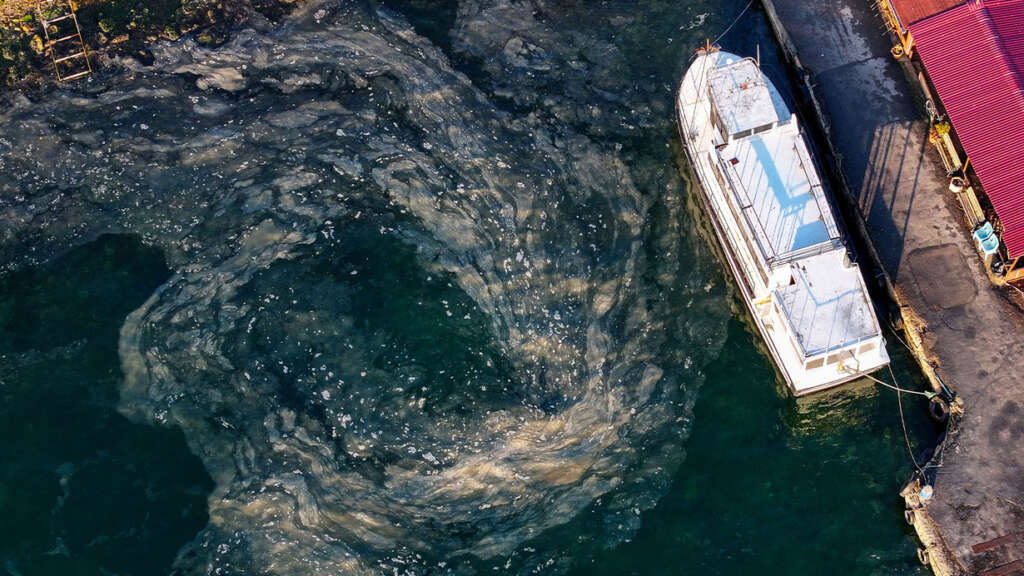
929,396,950,423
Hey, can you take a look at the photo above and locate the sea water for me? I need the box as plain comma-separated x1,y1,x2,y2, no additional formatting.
0,1,938,574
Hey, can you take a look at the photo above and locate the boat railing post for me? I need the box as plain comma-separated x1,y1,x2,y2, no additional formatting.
719,154,778,264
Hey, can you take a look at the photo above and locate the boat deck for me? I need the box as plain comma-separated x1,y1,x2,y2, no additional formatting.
721,126,840,263
775,250,879,357
708,57,789,135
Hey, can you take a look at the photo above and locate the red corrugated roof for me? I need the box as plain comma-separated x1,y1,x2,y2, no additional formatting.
911,0,1024,258
887,0,964,26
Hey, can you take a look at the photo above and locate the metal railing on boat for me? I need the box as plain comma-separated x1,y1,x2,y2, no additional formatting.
715,152,841,269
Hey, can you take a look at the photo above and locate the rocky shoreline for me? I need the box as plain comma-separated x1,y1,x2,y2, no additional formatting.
0,0,305,88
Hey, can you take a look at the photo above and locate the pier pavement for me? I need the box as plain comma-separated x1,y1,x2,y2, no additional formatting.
757,0,1024,573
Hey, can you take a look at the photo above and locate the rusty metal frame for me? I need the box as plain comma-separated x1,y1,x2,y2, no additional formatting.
37,0,91,81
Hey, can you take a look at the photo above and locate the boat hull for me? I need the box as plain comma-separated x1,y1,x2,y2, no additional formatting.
676,103,799,391
676,50,889,395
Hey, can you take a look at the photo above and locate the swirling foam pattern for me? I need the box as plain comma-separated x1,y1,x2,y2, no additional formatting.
0,1,728,573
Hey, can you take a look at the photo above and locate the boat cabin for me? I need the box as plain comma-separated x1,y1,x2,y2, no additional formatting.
708,58,791,142
696,55,888,391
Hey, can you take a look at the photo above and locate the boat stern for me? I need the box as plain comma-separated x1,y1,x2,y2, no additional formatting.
788,336,891,396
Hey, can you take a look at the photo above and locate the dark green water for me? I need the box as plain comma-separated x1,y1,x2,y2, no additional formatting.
0,236,212,576
0,241,936,576
572,321,935,575
0,0,941,574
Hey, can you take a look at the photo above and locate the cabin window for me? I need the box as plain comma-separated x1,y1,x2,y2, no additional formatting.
827,349,855,366
858,343,876,355
730,124,774,139
806,358,825,370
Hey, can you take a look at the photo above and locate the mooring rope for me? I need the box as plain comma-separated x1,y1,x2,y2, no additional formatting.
684,50,712,138
681,0,756,179
885,322,957,400
889,363,926,477
887,323,916,355
838,362,930,476
922,406,952,473
883,323,956,476
713,0,754,45
859,368,934,398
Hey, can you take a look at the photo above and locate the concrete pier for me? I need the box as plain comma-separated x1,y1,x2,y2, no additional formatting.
758,0,1024,573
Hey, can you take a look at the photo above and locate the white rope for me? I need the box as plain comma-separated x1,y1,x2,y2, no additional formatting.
839,362,931,476
713,0,754,45
838,362,933,397
890,363,926,476
863,369,934,397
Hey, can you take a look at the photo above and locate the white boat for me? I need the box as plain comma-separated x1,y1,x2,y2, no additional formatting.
676,45,889,395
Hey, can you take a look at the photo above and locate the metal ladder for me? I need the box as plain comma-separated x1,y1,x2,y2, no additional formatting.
36,0,91,81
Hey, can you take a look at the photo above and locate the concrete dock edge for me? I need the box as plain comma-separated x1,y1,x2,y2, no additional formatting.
757,1,965,574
